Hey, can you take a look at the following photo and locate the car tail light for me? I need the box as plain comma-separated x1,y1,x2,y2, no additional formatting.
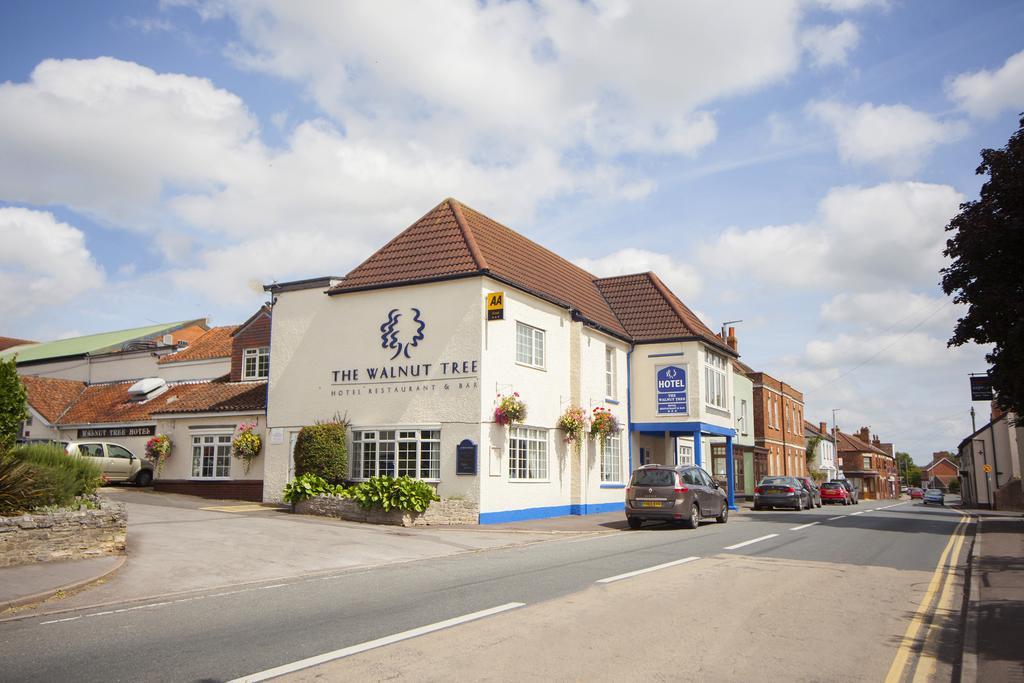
785,487,795,493
754,486,763,494
674,485,689,493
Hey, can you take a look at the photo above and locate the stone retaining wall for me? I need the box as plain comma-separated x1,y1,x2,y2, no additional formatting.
295,496,478,526
0,501,127,568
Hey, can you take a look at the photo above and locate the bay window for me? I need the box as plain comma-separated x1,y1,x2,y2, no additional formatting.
704,349,727,410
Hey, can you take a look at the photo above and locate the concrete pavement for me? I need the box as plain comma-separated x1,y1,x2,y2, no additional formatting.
0,556,123,611
0,499,972,682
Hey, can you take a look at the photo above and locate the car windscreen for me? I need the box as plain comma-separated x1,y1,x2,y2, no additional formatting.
821,482,843,489
631,469,676,487
760,477,793,486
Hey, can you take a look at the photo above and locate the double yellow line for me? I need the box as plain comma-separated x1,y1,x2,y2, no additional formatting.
884,511,972,683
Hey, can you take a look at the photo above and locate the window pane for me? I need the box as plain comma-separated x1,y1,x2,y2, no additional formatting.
420,440,440,479
398,441,417,477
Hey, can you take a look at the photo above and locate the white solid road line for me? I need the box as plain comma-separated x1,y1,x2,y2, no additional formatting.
789,522,820,531
724,534,779,550
227,602,526,683
596,556,700,584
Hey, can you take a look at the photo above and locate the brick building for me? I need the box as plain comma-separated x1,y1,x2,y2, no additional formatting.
836,427,898,499
922,452,958,491
746,370,806,478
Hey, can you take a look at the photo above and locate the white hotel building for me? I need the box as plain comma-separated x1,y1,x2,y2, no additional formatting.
262,199,741,523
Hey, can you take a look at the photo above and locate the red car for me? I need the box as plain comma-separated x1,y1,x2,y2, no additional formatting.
909,487,925,499
820,481,851,505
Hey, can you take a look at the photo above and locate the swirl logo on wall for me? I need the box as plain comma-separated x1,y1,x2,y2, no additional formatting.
379,308,426,360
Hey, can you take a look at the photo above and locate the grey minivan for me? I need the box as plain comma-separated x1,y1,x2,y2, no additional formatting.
625,464,728,529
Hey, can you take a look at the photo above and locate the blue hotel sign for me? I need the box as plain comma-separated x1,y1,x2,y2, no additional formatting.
656,365,687,414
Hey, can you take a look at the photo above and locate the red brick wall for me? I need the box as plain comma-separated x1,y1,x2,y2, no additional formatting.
231,312,271,382
749,373,806,478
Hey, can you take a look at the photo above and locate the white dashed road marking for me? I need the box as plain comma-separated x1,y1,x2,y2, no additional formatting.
724,534,779,550
789,522,820,531
596,556,700,584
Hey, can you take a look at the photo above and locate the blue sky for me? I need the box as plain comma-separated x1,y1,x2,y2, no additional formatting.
1,1,1022,463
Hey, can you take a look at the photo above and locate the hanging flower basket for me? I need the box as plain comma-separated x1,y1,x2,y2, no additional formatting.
232,422,263,474
590,407,621,447
145,434,171,475
494,392,527,426
557,406,588,445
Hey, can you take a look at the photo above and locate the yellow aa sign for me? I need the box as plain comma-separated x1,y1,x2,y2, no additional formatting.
486,292,504,320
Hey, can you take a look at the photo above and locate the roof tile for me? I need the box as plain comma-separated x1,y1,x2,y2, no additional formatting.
21,375,87,423
157,326,237,364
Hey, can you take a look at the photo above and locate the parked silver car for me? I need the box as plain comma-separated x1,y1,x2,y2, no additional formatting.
922,488,945,506
66,441,154,486
625,464,728,529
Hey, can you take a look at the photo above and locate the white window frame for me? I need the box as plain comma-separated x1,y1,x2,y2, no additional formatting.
242,346,270,380
351,428,441,481
515,322,546,369
508,426,549,481
601,434,622,482
704,349,728,411
191,433,232,479
605,345,617,399
739,398,748,436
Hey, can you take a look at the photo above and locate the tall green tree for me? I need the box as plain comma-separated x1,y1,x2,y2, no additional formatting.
942,115,1024,419
0,356,29,449
895,451,922,487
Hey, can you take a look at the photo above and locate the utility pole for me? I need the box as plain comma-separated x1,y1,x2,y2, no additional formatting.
832,409,841,478
970,405,976,433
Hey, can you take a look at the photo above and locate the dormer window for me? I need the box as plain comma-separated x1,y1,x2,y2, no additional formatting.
243,347,270,380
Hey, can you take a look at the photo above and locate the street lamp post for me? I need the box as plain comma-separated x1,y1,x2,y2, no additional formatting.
832,409,841,479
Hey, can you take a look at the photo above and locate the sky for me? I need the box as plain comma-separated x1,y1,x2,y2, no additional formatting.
1,1,1022,464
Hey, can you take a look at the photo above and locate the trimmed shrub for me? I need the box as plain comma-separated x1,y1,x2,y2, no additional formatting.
0,356,28,450
293,422,348,484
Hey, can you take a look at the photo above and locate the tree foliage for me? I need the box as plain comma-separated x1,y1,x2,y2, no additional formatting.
293,420,349,485
0,356,29,450
895,451,922,487
941,115,1024,419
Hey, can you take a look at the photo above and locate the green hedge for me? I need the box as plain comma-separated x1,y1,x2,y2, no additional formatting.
293,422,348,484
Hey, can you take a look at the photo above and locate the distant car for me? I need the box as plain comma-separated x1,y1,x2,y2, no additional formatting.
820,481,851,505
900,486,909,494
830,479,859,504
909,487,924,499
797,477,823,508
66,441,154,486
625,464,728,529
753,476,813,511
923,489,945,506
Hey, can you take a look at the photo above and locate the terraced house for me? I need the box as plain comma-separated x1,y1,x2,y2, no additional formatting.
747,369,806,478
262,198,743,522
836,427,898,500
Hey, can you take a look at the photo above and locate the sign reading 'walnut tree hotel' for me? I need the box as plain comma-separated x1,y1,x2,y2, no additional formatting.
656,365,687,414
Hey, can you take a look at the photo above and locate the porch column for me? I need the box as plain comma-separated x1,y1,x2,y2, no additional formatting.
726,435,737,510
693,429,702,468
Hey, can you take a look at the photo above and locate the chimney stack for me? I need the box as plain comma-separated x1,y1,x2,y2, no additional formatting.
726,326,738,353
858,427,871,444
820,421,828,437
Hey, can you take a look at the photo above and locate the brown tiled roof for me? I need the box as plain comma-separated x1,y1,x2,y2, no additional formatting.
594,272,734,353
57,378,266,425
230,306,271,337
328,199,627,337
835,430,889,456
327,198,730,345
157,326,237,364
0,336,35,352
151,379,267,414
21,375,87,423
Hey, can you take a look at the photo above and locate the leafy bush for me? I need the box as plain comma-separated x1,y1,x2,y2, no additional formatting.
0,444,102,514
348,475,439,513
293,421,348,484
282,472,347,504
0,356,29,450
0,450,47,515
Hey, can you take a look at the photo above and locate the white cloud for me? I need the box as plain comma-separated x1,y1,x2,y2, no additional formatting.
807,100,968,175
805,332,952,368
576,248,701,301
0,208,105,318
698,181,964,291
947,49,1024,119
820,291,960,335
801,20,860,68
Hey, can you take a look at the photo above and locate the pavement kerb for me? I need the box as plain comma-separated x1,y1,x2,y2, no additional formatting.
960,514,981,683
0,528,583,625
0,555,126,613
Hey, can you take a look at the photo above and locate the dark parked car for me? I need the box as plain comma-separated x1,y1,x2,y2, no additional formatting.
625,465,728,529
830,479,859,504
797,477,823,508
753,476,813,511
820,481,851,505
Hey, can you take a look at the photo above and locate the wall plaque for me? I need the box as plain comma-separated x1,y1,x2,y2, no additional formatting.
456,439,478,475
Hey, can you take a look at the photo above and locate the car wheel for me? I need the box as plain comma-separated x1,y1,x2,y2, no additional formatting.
796,497,804,512
683,504,700,529
135,470,153,487
716,502,729,524
627,517,642,530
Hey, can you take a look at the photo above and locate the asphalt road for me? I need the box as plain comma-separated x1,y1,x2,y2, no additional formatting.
0,498,968,682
